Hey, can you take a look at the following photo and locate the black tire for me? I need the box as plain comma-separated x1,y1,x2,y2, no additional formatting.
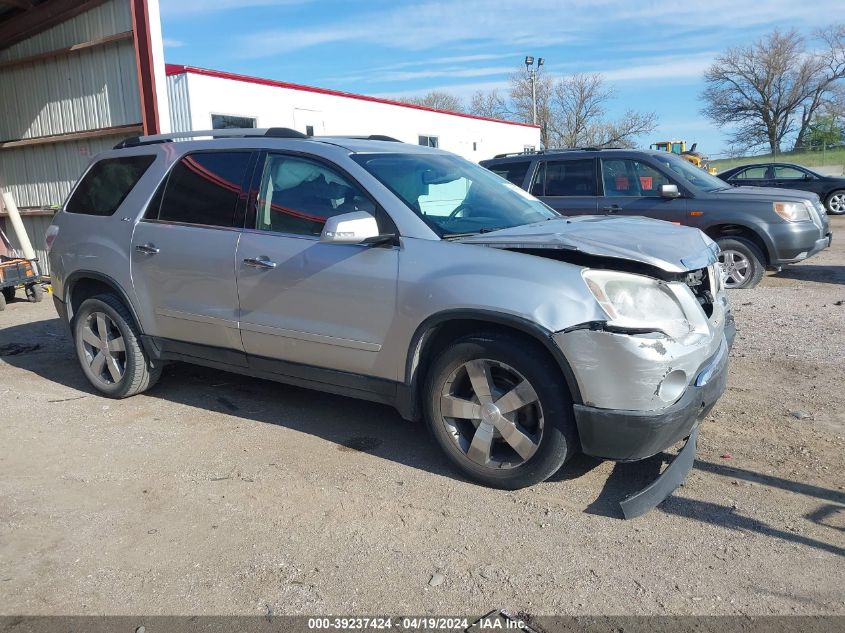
0,290,6,311
424,333,577,489
824,189,845,215
73,293,161,398
25,283,43,303
1,286,13,303
716,237,765,289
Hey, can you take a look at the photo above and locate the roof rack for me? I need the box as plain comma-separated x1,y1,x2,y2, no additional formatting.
113,127,307,149
492,149,545,159
492,146,628,158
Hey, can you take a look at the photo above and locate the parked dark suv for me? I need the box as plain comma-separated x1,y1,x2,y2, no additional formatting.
481,149,832,288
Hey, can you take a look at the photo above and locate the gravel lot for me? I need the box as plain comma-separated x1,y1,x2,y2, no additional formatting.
1,218,843,617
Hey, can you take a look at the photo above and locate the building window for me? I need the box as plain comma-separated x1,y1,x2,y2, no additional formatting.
524,145,536,154
418,135,439,148
305,125,314,136
211,114,256,129
473,142,477,151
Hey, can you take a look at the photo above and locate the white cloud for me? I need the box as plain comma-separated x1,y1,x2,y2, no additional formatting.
160,0,309,17
377,80,511,102
332,65,516,85
162,38,185,48
233,0,844,58
592,53,717,83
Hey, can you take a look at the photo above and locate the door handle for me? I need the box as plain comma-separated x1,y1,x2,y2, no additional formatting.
602,205,622,213
135,243,160,254
243,256,277,269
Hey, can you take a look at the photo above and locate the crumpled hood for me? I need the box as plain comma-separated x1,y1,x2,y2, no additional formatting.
714,185,821,203
458,215,718,273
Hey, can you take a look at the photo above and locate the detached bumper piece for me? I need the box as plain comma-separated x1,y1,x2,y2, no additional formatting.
619,428,698,520
572,336,730,518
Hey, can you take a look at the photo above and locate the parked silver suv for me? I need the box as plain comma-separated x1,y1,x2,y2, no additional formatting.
47,128,734,517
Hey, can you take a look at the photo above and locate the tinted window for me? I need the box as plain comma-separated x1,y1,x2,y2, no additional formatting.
488,161,531,186
211,114,256,129
254,154,376,236
601,159,671,197
735,166,769,179
66,155,155,216
774,166,807,180
158,152,251,227
537,159,596,196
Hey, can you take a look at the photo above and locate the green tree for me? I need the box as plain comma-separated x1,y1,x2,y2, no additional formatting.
807,115,843,148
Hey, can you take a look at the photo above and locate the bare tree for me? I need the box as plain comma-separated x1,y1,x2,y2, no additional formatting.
398,91,464,112
582,110,659,148
508,67,555,146
701,28,845,153
468,89,511,120
407,64,656,149
544,72,656,148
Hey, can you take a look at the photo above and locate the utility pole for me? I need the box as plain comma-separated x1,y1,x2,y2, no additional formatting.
524,56,544,126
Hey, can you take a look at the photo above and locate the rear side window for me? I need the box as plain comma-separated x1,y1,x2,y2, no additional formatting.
487,161,531,186
533,159,596,196
156,152,251,227
735,166,768,180
66,155,155,216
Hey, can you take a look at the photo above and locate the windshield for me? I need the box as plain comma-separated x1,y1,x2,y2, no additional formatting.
653,153,728,192
351,152,558,236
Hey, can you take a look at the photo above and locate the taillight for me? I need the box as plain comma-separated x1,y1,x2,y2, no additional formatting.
45,224,59,251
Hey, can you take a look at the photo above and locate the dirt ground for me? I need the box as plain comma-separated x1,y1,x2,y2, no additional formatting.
1,218,843,618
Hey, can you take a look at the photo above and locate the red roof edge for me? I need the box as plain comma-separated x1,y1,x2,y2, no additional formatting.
164,64,540,129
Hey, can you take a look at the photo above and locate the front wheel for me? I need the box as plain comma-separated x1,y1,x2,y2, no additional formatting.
825,190,845,215
1,286,13,303
73,294,161,398
424,334,577,489
717,237,765,289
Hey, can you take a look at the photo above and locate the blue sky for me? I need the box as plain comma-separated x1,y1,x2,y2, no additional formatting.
159,0,841,157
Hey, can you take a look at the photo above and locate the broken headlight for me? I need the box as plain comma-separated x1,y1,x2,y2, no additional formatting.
582,270,692,338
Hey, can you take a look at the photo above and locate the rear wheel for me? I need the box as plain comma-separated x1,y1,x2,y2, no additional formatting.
0,291,6,311
825,189,845,215
424,334,577,489
73,294,160,398
1,286,13,303
717,237,765,289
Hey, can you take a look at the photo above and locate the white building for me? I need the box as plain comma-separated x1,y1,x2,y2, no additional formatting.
166,64,540,162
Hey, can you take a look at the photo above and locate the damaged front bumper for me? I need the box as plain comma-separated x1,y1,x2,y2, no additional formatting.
571,332,730,462
554,309,735,518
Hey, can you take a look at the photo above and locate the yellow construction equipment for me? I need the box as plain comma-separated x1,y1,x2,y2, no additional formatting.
650,140,717,174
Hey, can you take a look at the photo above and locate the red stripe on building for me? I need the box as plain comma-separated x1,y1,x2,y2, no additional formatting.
165,64,540,130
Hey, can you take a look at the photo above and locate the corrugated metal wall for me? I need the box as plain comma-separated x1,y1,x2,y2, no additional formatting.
0,0,140,209
167,73,192,133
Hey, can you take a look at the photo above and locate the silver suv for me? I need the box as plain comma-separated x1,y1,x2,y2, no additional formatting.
47,128,734,517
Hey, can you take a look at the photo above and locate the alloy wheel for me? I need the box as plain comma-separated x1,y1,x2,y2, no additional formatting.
438,358,543,469
718,249,751,289
80,311,127,386
828,193,845,214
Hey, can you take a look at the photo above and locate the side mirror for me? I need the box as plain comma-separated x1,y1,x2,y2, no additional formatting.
660,184,681,199
320,211,381,245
